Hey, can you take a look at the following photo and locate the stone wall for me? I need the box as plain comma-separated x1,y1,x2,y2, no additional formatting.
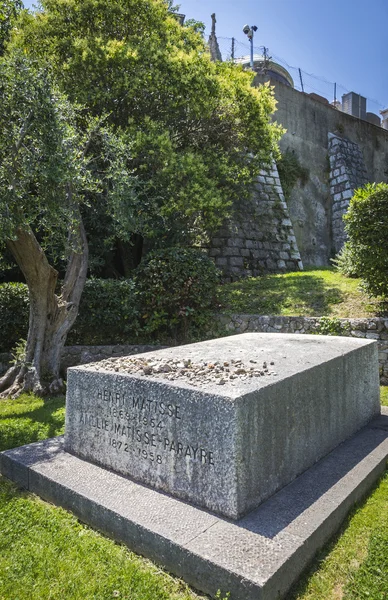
1,327,387,384
209,163,303,281
217,314,388,384
254,76,388,266
0,345,163,378
329,133,369,253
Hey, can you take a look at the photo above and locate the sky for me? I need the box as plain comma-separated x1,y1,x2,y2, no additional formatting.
22,0,387,114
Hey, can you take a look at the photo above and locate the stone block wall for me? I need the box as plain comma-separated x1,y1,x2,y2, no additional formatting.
217,314,388,384
328,133,369,254
0,345,163,378
60,344,164,373
208,163,303,281
1,328,387,384
263,78,388,267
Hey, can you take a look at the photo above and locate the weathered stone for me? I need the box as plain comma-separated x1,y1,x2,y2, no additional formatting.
366,332,380,340
208,162,302,280
229,256,244,267
227,237,244,248
215,257,227,267
3,411,388,600
208,248,221,257
342,189,353,200
329,133,370,254
65,333,380,520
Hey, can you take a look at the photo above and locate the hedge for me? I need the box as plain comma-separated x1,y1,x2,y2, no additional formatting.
0,249,220,351
0,280,141,352
0,283,30,353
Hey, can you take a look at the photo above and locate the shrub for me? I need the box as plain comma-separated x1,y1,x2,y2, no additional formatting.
316,316,350,336
0,283,29,352
67,279,141,345
277,150,309,201
331,242,360,278
1,252,220,350
134,247,221,342
344,183,388,298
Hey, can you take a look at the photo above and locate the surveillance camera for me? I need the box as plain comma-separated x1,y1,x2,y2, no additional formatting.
252,25,258,32
243,24,250,35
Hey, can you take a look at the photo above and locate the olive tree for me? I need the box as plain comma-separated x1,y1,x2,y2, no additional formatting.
1,0,282,397
0,54,135,397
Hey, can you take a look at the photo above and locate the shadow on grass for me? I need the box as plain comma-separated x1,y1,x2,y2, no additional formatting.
0,396,65,452
221,271,345,316
287,471,388,600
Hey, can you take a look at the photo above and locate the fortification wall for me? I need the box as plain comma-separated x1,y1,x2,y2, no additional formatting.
260,78,388,266
209,163,303,281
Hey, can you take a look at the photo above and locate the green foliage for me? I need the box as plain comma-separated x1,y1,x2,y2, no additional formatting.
331,242,360,278
315,316,350,336
0,280,140,350
135,247,221,341
345,533,388,598
344,183,388,298
10,338,27,366
0,53,84,245
0,52,140,258
0,0,22,56
219,268,373,318
0,393,199,600
0,483,199,600
215,592,230,600
12,0,282,244
0,283,29,352
277,150,309,201
67,279,141,345
0,258,220,349
380,386,388,406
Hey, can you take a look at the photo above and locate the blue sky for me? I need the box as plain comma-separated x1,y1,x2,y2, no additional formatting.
23,0,387,115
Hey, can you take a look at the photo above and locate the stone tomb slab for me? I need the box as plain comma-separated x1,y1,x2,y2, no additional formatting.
1,409,388,600
64,333,380,519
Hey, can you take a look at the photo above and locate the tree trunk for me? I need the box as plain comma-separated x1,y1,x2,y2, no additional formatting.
0,218,88,398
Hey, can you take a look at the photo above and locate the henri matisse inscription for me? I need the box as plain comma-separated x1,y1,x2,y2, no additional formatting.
77,387,215,468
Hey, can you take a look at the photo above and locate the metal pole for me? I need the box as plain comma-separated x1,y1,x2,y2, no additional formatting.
334,82,337,104
231,37,235,61
299,68,304,93
250,35,254,68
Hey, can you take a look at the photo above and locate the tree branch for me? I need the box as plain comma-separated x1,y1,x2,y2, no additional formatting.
6,225,57,286
61,184,89,306
13,110,34,157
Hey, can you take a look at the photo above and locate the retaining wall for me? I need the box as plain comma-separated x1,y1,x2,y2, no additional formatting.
257,76,388,266
328,133,369,253
208,163,303,281
1,323,387,384
0,345,163,378
217,314,388,384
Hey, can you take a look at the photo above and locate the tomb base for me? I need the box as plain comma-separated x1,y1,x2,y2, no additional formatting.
2,411,388,600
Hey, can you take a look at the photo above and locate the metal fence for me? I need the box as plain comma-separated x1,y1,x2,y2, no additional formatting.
217,37,384,117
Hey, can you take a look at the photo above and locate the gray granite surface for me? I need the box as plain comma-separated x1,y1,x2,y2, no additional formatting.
65,333,380,518
1,408,388,600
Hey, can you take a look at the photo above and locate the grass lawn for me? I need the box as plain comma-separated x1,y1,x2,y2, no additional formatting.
219,267,387,318
0,392,387,599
